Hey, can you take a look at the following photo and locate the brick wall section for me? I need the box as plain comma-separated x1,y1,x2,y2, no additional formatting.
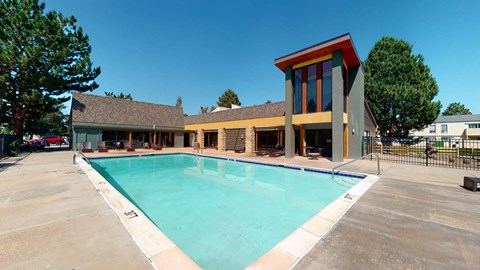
197,129,204,149
245,126,255,154
218,128,226,151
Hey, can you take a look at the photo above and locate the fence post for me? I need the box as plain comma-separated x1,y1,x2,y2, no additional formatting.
425,138,429,167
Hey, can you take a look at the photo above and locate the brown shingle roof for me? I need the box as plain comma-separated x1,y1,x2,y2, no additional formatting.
184,102,285,125
71,92,184,128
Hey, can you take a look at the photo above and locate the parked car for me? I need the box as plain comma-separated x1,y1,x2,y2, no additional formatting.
28,135,65,145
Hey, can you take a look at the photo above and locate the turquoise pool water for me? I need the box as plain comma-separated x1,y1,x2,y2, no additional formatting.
90,154,359,269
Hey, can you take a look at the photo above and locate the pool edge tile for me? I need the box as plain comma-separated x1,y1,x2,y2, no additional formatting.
151,246,201,270
301,215,335,237
246,246,297,270
276,228,320,258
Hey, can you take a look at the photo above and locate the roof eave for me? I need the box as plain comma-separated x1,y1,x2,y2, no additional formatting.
274,33,362,72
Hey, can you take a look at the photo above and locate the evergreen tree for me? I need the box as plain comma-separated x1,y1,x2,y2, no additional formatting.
217,89,241,108
176,96,182,107
442,102,471,116
363,37,441,137
199,106,209,114
105,91,133,100
0,0,100,142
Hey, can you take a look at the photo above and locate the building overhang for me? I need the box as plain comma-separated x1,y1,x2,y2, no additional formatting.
274,33,361,72
71,121,184,132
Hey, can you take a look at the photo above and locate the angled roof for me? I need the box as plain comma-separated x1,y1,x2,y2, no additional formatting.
71,92,184,128
185,102,285,125
434,114,480,123
364,100,377,127
274,33,361,71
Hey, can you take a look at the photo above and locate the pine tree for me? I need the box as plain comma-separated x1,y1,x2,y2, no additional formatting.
217,89,241,108
442,102,471,116
0,0,100,142
363,37,441,137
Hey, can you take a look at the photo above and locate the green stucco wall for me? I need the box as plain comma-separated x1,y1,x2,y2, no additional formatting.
284,65,295,158
347,65,365,159
72,128,102,150
331,50,344,162
174,132,184,147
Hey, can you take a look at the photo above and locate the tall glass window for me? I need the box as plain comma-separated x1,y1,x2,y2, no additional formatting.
293,69,303,114
322,60,333,111
306,64,317,113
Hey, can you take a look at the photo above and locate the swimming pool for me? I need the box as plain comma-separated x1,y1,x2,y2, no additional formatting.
90,154,362,269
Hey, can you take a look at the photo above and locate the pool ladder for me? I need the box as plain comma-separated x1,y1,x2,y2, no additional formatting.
331,153,380,177
73,151,92,165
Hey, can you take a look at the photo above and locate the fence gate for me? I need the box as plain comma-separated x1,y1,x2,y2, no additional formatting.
362,136,480,170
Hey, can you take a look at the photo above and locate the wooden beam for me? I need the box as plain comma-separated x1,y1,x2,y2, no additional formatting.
299,124,305,156
344,124,348,158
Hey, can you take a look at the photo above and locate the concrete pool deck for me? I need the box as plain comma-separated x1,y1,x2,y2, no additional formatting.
1,148,479,269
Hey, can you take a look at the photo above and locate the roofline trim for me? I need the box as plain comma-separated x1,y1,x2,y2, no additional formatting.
274,33,351,63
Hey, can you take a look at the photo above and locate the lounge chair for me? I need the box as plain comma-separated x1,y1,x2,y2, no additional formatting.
234,147,245,153
97,141,108,153
151,143,162,150
268,150,285,157
82,142,93,153
123,141,135,152
254,150,270,156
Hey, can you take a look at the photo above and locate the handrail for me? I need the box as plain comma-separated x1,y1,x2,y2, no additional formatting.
73,151,91,165
331,153,380,177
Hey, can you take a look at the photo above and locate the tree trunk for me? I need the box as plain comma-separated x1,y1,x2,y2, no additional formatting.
13,107,27,143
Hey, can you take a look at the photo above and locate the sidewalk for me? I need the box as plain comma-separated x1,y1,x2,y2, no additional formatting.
294,162,480,270
0,151,152,270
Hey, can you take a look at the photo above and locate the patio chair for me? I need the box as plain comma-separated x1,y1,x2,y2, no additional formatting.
151,143,162,150
97,141,108,153
123,141,135,152
82,142,94,153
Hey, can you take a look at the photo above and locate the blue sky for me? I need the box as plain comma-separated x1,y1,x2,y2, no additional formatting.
44,0,480,115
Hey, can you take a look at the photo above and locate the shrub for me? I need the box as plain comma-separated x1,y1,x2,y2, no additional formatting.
8,140,20,156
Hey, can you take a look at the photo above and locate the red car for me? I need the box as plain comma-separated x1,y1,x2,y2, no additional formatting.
29,135,65,145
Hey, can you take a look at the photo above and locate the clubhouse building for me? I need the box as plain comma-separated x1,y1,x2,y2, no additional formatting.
71,34,376,162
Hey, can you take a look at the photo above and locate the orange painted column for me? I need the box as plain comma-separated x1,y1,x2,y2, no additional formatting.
153,132,157,144
344,124,348,158
299,125,305,156
129,130,132,143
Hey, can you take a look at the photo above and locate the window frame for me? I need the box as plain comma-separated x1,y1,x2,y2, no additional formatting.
441,124,448,134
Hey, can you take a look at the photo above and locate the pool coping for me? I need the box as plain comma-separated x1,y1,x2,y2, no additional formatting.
77,153,379,270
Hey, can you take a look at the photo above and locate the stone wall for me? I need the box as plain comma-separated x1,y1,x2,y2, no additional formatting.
218,128,226,151
245,126,255,154
197,129,204,149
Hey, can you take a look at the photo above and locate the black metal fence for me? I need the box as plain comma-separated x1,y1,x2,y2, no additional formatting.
0,134,16,157
362,136,480,170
